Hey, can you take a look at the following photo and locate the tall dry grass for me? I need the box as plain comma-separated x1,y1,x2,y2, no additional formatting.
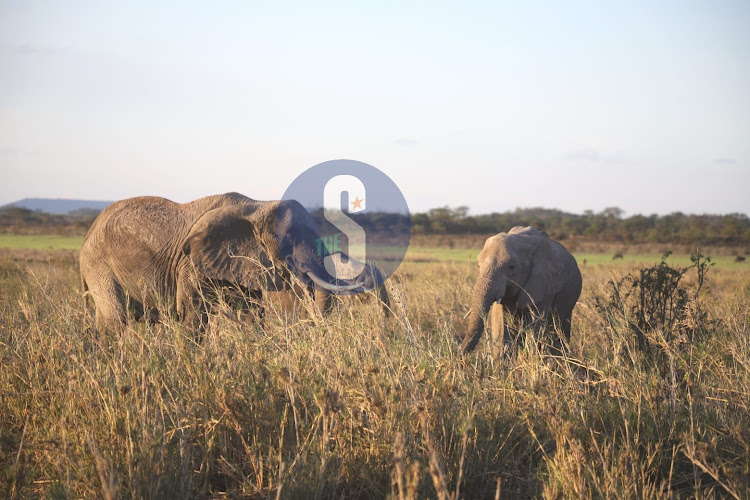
0,252,748,498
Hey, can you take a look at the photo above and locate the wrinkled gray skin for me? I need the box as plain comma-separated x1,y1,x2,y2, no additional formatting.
461,226,582,357
80,192,372,331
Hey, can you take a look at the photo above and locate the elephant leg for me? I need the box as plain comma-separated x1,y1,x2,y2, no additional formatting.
90,277,127,332
217,282,264,324
489,302,505,360
265,290,296,314
550,275,580,357
353,286,391,317
527,305,559,356
549,311,572,358
514,308,534,351
128,298,147,323
561,311,572,343
533,313,549,353
247,289,265,324
176,275,207,337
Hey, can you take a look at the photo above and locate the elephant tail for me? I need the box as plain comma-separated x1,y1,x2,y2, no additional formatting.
81,274,92,308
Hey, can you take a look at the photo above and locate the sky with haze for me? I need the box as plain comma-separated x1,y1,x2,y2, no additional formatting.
1,1,748,216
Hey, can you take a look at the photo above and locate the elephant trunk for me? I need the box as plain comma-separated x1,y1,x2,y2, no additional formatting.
314,288,333,314
375,283,391,317
461,277,502,353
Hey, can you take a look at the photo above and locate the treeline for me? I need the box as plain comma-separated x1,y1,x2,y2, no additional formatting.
412,206,750,245
2,204,749,245
0,206,99,235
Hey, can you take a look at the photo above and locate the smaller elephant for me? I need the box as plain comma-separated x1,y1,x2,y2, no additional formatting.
461,226,582,358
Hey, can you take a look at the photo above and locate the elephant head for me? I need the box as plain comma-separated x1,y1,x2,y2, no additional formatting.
182,200,362,295
461,226,578,354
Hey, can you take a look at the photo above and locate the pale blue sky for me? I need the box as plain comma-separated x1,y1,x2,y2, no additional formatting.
1,1,748,215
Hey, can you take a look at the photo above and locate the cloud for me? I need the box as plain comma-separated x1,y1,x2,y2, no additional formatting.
13,43,66,56
713,158,737,165
394,138,418,148
564,149,627,165
0,147,20,157
15,43,38,55
564,149,600,162
0,147,37,160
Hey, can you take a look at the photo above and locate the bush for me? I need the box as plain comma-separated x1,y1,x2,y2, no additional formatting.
595,251,714,373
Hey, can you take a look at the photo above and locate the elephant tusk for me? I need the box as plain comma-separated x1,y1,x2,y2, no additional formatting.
307,272,364,292
463,299,501,320
339,282,365,291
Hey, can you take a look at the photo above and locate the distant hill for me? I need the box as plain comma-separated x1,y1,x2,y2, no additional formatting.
1,198,112,215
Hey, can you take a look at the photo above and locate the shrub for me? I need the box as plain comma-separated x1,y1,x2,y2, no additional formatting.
594,251,714,373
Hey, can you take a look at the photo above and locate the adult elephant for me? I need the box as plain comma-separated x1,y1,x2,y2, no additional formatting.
460,226,582,358
80,192,364,331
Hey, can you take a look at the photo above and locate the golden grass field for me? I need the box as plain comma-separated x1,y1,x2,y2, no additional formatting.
0,243,748,498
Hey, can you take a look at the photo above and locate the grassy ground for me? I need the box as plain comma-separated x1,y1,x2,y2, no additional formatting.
1,233,743,270
0,246,748,498
406,246,747,271
0,234,84,250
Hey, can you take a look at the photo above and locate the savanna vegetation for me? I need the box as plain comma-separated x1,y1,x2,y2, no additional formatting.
1,235,748,497
0,207,99,236
411,206,750,247
4,204,750,247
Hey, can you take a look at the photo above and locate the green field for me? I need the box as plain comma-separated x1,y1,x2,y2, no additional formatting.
0,234,84,250
1,234,744,273
1,234,745,274
407,246,744,270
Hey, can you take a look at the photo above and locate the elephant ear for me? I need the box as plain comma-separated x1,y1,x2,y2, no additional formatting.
515,234,568,312
183,205,275,289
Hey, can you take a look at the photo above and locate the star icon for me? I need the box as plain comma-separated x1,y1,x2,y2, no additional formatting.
351,196,364,210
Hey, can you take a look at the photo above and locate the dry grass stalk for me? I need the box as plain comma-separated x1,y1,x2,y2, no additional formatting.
1,252,748,497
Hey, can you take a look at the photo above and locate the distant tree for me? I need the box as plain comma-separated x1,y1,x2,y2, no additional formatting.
406,206,749,245
452,206,470,219
600,207,624,219
68,208,102,218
